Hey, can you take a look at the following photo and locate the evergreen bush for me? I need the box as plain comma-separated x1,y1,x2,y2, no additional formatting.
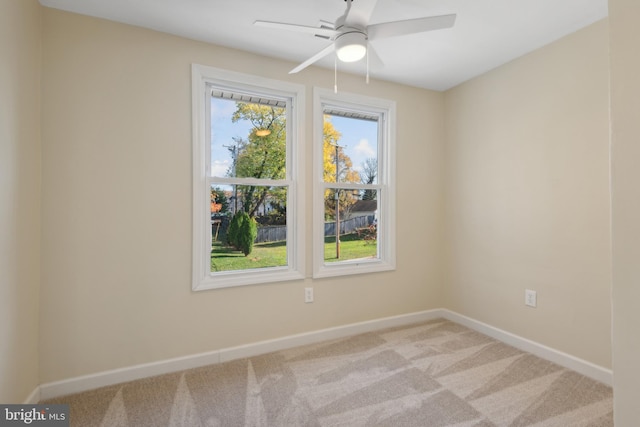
238,214,258,256
227,211,245,248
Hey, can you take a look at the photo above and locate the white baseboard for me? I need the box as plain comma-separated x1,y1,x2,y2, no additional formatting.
39,309,443,400
40,348,223,400
38,308,612,400
218,309,445,363
440,309,613,386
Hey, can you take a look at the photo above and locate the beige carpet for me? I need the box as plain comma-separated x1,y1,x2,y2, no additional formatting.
42,319,613,426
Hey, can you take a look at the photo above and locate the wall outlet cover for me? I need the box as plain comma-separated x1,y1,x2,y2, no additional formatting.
525,289,537,307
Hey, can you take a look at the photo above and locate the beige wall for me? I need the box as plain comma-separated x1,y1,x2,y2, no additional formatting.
39,8,446,383
609,0,640,422
443,20,612,368
0,0,42,403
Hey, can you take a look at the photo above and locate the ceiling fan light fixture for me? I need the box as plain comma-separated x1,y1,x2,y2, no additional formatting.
255,128,271,137
335,31,367,62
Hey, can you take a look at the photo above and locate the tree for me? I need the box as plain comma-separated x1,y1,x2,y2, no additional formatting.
360,158,378,201
211,187,230,214
231,103,287,217
323,115,361,220
322,116,360,184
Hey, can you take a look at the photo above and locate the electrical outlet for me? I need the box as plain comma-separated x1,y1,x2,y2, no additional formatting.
525,289,537,307
304,287,314,303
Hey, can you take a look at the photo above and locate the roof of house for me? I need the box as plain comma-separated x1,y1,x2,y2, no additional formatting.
351,200,377,213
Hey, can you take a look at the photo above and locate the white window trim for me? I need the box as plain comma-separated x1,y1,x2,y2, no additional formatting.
312,87,397,278
192,64,305,291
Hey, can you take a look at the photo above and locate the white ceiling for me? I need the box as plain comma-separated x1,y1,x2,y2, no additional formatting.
39,0,608,91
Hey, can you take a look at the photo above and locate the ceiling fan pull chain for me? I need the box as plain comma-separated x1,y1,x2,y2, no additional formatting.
366,46,370,84
334,56,338,93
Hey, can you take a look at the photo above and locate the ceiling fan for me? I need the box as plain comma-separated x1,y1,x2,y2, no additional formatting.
254,0,456,75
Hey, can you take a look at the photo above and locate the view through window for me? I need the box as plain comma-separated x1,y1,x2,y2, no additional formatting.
209,93,290,273
192,64,305,290
313,88,396,278
193,66,393,289
322,112,380,263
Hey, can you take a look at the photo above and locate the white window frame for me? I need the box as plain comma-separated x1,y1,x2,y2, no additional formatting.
312,87,396,278
192,64,305,291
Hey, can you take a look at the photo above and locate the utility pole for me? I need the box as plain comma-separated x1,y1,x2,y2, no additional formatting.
223,141,239,214
331,142,345,259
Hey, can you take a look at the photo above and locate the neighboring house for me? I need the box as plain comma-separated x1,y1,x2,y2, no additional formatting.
347,199,377,221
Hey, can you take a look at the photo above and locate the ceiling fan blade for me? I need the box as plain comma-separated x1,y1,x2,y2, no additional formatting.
254,20,338,39
344,0,378,28
367,14,456,41
367,43,384,68
289,44,335,74
318,19,335,30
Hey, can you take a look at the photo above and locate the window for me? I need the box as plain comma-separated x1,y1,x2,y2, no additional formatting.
313,88,396,278
192,64,305,290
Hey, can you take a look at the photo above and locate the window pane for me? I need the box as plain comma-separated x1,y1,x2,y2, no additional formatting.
211,97,287,179
323,114,378,185
323,187,378,263
211,184,288,273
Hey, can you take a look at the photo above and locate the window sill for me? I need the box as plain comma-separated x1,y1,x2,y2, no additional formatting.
193,267,305,291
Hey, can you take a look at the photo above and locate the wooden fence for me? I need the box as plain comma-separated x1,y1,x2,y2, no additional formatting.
255,225,287,243
254,215,375,243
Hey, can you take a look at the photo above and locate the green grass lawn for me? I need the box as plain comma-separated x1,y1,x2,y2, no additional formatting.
211,233,377,272
323,233,378,262
211,240,287,272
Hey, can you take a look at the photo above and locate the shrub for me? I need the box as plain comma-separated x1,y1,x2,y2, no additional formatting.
226,212,245,248
238,214,258,256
